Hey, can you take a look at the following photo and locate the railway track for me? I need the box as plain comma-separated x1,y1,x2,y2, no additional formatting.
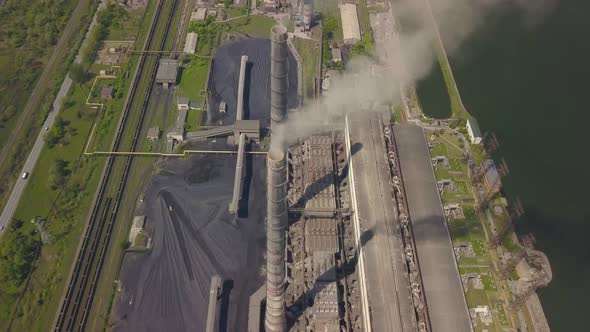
54,0,180,330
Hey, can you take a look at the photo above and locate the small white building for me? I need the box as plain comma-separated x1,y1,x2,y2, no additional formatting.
331,47,342,63
183,32,199,54
340,4,361,44
466,116,483,144
177,97,190,111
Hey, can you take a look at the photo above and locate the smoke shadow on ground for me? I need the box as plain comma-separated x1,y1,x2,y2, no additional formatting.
286,228,375,329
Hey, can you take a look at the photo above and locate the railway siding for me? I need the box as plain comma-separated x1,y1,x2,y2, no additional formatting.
54,0,183,330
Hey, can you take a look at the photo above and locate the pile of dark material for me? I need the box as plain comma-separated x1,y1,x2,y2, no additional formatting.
207,38,298,128
112,37,298,332
113,141,266,332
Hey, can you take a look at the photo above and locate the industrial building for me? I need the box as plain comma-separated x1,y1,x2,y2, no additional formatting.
167,108,187,141
467,116,483,144
183,32,198,54
146,127,160,141
155,58,179,88
393,124,473,332
284,133,362,331
340,3,361,44
190,7,207,21
101,85,114,99
233,120,260,142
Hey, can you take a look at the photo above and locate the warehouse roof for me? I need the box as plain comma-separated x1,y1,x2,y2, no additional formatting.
340,4,361,43
183,32,199,54
190,7,207,21
467,116,482,137
234,119,260,133
156,59,179,83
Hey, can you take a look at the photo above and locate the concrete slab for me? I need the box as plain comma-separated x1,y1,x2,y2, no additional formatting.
393,124,472,332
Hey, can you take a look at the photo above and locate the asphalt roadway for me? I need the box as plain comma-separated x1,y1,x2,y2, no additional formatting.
347,112,417,331
393,124,473,332
112,141,267,332
0,0,106,232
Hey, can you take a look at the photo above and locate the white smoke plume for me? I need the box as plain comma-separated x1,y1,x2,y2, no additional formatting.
272,0,555,148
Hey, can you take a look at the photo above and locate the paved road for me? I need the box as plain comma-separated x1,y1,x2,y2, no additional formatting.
0,0,106,233
393,123,473,332
347,112,416,332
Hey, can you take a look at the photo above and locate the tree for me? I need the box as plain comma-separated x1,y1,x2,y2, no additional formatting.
69,63,87,84
49,159,69,190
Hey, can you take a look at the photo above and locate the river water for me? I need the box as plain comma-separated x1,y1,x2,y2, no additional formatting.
418,1,589,330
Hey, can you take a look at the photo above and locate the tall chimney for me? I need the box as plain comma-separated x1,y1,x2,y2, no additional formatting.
265,148,288,332
270,25,288,136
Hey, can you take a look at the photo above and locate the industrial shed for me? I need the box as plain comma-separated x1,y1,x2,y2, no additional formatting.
190,7,207,21
155,59,179,88
340,3,361,44
183,32,199,54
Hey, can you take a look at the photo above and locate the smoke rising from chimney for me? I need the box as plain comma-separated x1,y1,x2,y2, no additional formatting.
270,0,555,147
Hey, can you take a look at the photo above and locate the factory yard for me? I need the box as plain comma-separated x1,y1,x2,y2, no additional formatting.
347,112,418,331
393,124,473,332
112,146,267,331
0,0,554,331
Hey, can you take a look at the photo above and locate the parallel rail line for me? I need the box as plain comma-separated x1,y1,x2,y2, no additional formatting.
54,0,180,330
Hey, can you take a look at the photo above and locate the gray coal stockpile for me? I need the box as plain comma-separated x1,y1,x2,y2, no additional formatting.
207,38,298,128
112,38,298,331
112,142,267,332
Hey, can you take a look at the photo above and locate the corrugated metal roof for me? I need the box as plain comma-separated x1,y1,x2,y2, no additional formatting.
156,59,179,83
183,32,199,54
305,218,338,253
340,4,361,43
190,7,207,21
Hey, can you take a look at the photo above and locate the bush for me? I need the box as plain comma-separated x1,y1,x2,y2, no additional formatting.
0,223,40,294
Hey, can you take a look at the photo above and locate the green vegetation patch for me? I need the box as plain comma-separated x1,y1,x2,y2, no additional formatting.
185,109,203,132
0,3,148,327
433,42,468,119
178,58,211,103
293,36,320,99
351,31,374,58
222,15,277,39
189,16,219,56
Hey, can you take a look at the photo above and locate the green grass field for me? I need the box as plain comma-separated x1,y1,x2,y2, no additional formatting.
185,109,203,132
293,36,320,100
433,42,468,119
178,58,211,103
429,129,516,331
0,2,149,329
223,15,277,39
0,0,99,225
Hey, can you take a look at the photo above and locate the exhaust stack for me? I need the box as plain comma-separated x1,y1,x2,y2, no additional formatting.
265,148,288,332
270,25,288,135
